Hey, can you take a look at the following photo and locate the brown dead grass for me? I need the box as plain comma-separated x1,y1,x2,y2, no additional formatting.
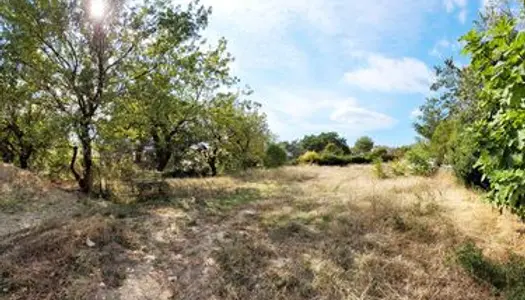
0,215,140,299
3,165,525,299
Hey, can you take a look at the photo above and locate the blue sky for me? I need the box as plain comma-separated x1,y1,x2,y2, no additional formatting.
182,0,491,146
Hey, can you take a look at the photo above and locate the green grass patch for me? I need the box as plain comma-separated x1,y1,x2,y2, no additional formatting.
455,242,525,299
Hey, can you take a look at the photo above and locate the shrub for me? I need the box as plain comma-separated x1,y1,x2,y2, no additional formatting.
405,143,437,176
449,131,489,189
346,155,372,164
264,144,288,168
391,145,411,160
390,160,408,176
298,152,373,166
317,154,351,166
373,159,387,179
369,146,395,162
297,151,321,164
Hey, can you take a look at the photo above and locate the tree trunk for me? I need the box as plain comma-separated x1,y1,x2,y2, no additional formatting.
71,124,94,194
151,129,172,172
208,148,218,176
19,150,31,169
17,143,33,169
80,136,93,194
134,143,144,164
209,156,217,176
155,148,172,172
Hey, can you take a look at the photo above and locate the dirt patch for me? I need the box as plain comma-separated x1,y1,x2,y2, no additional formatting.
0,164,86,238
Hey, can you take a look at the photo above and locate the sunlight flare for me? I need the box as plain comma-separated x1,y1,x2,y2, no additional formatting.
90,0,106,19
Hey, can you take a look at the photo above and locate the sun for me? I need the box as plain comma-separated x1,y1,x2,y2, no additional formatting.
90,0,106,19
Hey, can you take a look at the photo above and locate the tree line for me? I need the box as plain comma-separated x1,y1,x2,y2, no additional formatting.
0,0,271,194
413,0,525,217
278,132,407,166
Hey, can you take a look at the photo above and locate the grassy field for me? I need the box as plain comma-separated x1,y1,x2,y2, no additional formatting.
2,165,525,299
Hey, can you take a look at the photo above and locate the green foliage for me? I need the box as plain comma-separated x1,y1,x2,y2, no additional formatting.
354,136,374,154
391,146,411,160
323,142,344,156
317,154,351,166
414,59,461,140
346,155,373,164
448,130,488,188
405,143,437,177
297,151,321,165
369,146,394,162
461,8,525,217
430,120,457,166
264,144,287,168
278,141,303,160
297,152,373,167
455,242,525,299
0,0,272,193
373,159,387,179
300,132,350,155
390,160,408,176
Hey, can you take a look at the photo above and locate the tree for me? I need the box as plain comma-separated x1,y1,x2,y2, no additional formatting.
264,144,287,168
323,143,344,156
299,132,349,155
414,59,461,140
354,136,374,153
122,37,233,172
462,7,525,216
413,57,483,186
0,32,63,169
278,141,303,160
1,0,212,193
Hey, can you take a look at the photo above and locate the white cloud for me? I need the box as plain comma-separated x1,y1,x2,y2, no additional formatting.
343,54,432,94
177,0,441,75
173,0,441,142
330,103,397,130
256,88,397,140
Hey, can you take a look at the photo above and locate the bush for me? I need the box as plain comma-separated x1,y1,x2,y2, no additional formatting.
369,146,395,162
264,144,288,168
405,143,437,176
391,145,411,160
346,155,372,164
390,160,408,176
317,154,351,166
449,131,489,189
373,159,387,179
297,151,321,164
297,152,373,166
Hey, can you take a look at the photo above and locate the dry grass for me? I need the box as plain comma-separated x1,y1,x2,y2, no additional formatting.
0,215,139,299
2,165,525,299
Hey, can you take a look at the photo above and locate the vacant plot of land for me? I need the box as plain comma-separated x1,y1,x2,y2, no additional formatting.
2,165,525,299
